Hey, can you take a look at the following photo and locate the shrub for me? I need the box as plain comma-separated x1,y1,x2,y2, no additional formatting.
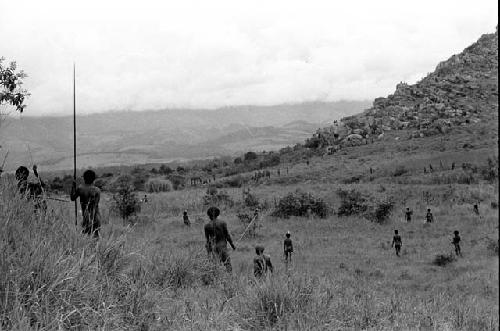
203,187,234,207
337,189,368,216
432,253,456,266
234,157,243,164
110,175,141,221
393,165,408,177
365,198,394,224
223,175,245,188
480,157,498,182
272,190,330,219
244,151,258,161
486,238,499,255
244,192,260,208
145,178,172,192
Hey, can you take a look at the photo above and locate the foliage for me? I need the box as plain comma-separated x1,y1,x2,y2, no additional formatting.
480,157,498,182
145,178,172,193
272,190,329,219
202,186,234,207
244,192,260,208
244,151,258,161
337,188,368,216
432,253,456,267
0,58,30,113
365,198,395,224
223,175,245,188
234,157,243,164
393,165,408,177
110,175,141,220
159,164,173,175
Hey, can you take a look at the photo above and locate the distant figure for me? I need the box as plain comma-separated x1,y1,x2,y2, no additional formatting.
253,245,273,278
440,160,444,170
142,194,148,203
405,207,413,222
429,164,433,173
286,167,289,175
369,167,373,174
183,210,191,226
306,160,310,166
306,206,313,219
451,162,455,170
15,165,46,211
473,203,480,216
452,230,461,256
424,167,427,174
204,206,235,272
71,170,101,238
277,168,281,177
213,174,216,181
392,230,402,256
425,208,434,223
283,231,293,263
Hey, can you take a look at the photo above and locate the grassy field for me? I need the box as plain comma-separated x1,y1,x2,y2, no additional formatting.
1,126,498,330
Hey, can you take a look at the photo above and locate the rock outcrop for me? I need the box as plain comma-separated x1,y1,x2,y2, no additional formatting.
306,26,498,150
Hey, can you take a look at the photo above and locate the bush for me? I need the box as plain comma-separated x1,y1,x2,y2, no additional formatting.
234,157,243,164
244,192,260,208
244,151,258,161
337,189,368,216
223,175,245,188
272,190,330,219
145,178,172,193
393,165,408,177
432,253,456,267
203,187,234,208
365,198,394,224
486,238,499,255
110,175,141,221
480,157,498,182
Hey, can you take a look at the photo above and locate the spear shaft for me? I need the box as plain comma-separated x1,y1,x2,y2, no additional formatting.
73,64,78,227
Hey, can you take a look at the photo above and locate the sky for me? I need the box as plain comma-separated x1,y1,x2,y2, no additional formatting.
0,0,497,116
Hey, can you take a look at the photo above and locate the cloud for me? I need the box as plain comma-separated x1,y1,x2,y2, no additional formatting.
0,0,497,115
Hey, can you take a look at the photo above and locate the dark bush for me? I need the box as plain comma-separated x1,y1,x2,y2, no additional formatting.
223,175,245,188
432,253,456,267
271,190,329,219
244,192,260,208
337,189,368,216
203,187,234,207
110,175,141,221
234,157,243,164
244,151,258,161
365,198,394,224
480,157,498,182
393,165,408,177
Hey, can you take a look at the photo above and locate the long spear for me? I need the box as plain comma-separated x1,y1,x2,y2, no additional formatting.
73,63,78,227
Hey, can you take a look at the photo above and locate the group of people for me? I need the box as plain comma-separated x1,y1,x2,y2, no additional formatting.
404,207,435,223
203,206,293,278
392,229,462,257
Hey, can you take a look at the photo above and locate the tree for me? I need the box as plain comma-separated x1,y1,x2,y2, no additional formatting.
1,58,30,123
244,151,257,161
110,175,141,222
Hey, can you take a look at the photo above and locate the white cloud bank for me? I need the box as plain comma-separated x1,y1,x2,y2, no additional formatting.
0,0,497,115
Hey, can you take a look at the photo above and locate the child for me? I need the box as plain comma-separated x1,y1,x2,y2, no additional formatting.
284,231,294,262
391,230,402,256
452,231,461,256
183,210,190,226
425,208,434,223
405,207,413,222
254,245,273,278
71,170,101,238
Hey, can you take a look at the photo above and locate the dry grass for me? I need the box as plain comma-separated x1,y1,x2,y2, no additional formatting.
1,128,498,330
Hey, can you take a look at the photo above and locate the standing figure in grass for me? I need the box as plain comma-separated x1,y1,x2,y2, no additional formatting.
452,230,462,256
183,210,191,226
254,245,273,278
71,169,101,238
204,206,236,272
473,203,480,216
15,165,47,212
392,230,402,256
425,208,434,223
284,231,294,262
405,207,413,222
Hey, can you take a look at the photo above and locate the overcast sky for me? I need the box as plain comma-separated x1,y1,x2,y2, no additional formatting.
0,0,497,116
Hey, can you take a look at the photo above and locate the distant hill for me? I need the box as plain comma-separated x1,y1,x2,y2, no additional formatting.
306,27,498,149
0,100,370,171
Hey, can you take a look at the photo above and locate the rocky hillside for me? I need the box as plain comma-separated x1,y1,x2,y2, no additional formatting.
308,27,498,149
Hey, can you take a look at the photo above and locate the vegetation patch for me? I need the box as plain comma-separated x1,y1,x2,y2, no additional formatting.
271,190,330,219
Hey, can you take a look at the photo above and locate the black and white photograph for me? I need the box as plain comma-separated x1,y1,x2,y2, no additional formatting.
0,0,498,329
